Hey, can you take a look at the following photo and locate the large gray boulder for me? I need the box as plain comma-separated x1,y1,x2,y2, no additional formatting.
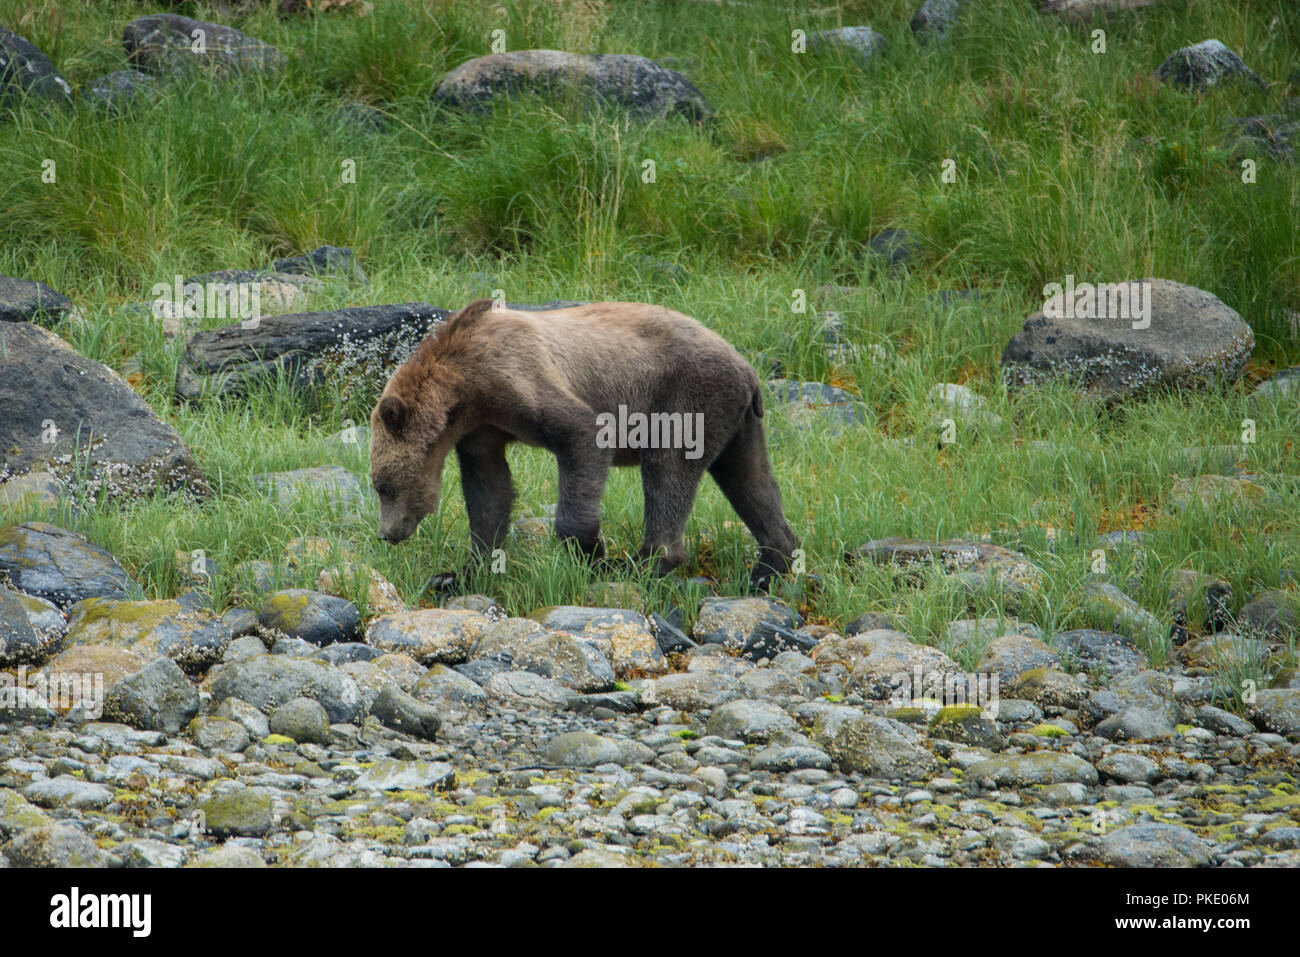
434,50,712,122
0,323,206,498
209,654,364,724
123,14,286,78
174,303,448,401
911,1,968,40
0,27,72,107
1000,278,1253,402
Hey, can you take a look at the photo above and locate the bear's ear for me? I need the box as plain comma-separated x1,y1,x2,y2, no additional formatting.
377,395,410,436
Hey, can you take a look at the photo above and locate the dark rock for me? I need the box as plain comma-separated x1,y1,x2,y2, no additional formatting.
123,14,286,78
1000,278,1254,402
259,589,362,646
1236,589,1299,640
0,276,73,325
692,596,801,649
0,523,137,608
271,245,368,285
0,323,206,498
434,50,712,122
81,69,159,109
866,228,919,271
0,27,72,108
1054,628,1148,675
1155,39,1263,91
313,642,383,666
175,303,449,401
103,657,200,733
739,620,818,662
370,684,442,741
650,612,696,654
0,587,51,667
268,696,331,744
1226,115,1300,163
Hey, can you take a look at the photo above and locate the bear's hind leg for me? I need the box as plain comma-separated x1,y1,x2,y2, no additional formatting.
708,411,798,590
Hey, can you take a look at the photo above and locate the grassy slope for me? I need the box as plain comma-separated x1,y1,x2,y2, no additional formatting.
0,0,1296,686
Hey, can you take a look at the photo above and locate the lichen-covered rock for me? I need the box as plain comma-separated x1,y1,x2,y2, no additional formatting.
928,705,1004,749
1248,688,1300,737
1041,0,1157,22
966,752,1098,787
705,699,797,743
197,787,277,838
1099,823,1213,867
911,0,968,40
544,731,624,768
644,670,740,711
810,709,939,779
1053,628,1148,675
268,696,331,744
2,824,108,868
0,587,53,667
978,634,1062,685
252,467,369,515
366,608,491,664
369,683,441,741
513,632,615,693
813,630,961,700
1001,279,1254,402
531,606,666,676
81,69,159,109
64,596,232,672
258,589,362,647
434,50,712,122
484,670,571,711
413,664,489,716
691,597,800,649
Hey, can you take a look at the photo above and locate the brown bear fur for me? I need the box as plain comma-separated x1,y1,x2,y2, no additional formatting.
369,298,797,588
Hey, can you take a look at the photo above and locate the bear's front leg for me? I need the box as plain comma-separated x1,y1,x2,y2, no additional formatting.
552,435,611,563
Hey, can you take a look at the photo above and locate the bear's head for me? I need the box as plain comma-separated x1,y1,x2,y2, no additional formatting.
368,387,453,544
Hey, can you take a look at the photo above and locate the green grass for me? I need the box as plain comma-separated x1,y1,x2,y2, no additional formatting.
0,0,1297,672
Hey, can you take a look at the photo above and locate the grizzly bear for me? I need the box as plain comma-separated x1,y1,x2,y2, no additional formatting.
369,298,797,589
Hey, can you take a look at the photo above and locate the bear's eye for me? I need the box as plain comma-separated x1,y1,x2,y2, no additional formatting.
374,480,395,500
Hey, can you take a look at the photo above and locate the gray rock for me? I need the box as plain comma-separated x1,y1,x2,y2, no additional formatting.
252,468,368,515
544,731,624,767
1194,704,1254,737
0,324,206,499
314,642,383,666
0,789,52,837
1097,751,1161,784
966,752,1099,787
810,709,939,779
271,246,368,285
851,538,1046,608
23,775,113,810
706,699,796,743
367,608,492,665
1001,278,1254,402
692,597,800,649
484,671,571,711
259,589,362,646
414,664,489,715
81,69,158,109
175,303,449,401
212,697,270,739
370,683,442,741
1237,589,1299,640
187,716,250,752
2,824,108,867
0,587,52,666
911,0,967,40
102,657,199,733
646,670,740,711
979,634,1061,685
514,632,616,692
1055,628,1148,675
0,275,73,324
1249,367,1300,405
867,228,918,271
354,759,454,792
766,379,869,427
198,787,277,838
1156,39,1262,90
209,654,364,723
0,28,72,107
434,50,712,122
806,27,888,66
268,697,331,744
1248,688,1300,737
1100,823,1213,867
123,14,286,77
1095,706,1175,741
